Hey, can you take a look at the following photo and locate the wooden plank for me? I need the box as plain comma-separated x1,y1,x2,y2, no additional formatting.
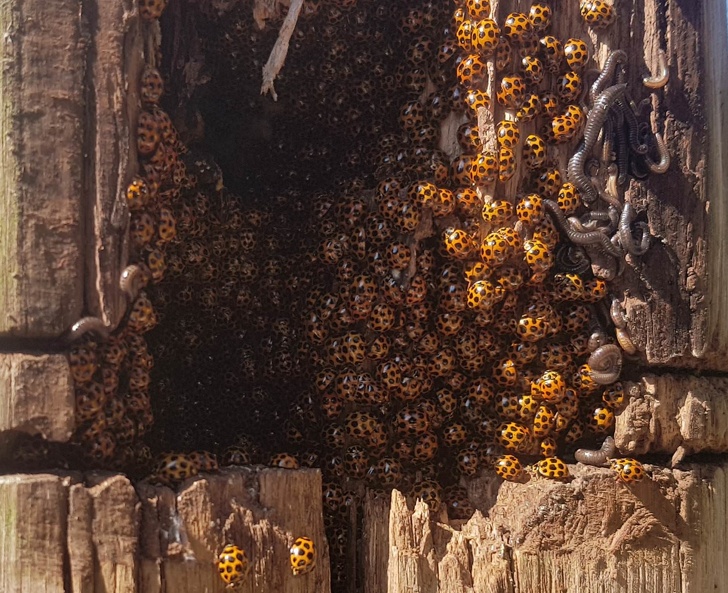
0,353,74,441
87,472,141,593
84,0,143,329
67,483,95,593
0,0,85,337
365,462,728,593
0,473,71,593
703,0,728,366
137,467,330,593
615,375,728,461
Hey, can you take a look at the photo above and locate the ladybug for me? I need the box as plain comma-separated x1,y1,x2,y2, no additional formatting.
444,485,475,520
481,230,515,268
538,35,563,73
411,479,443,512
466,0,491,19
533,370,566,403
152,452,198,486
516,93,542,123
540,436,558,457
536,456,570,479
456,20,474,51
495,36,512,71
217,544,250,587
520,55,544,85
290,536,316,576
493,454,524,481
496,75,526,109
471,19,500,54
126,177,150,211
498,421,530,452
503,13,533,45
557,182,581,215
489,353,518,384
564,38,590,70
532,404,557,438
556,71,583,104
456,187,483,217
458,121,484,152
464,89,491,113
523,238,553,279
457,53,487,87
269,452,300,469
580,0,615,29
602,382,625,409
610,458,646,484
139,0,167,21
469,151,498,185
496,120,520,148
529,3,552,33
587,405,615,433
482,199,513,224
516,193,544,225
498,147,516,182
137,110,160,156
522,134,547,169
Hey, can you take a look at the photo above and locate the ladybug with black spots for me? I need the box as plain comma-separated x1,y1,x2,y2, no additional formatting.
610,458,646,484
290,536,316,575
217,544,250,587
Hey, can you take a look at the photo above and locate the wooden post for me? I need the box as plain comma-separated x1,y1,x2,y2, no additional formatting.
363,463,728,593
0,0,86,337
0,468,330,593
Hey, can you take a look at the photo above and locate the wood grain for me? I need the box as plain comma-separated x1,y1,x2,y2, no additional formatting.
0,473,73,593
0,0,85,337
364,462,728,593
615,375,728,460
0,353,74,441
84,0,142,331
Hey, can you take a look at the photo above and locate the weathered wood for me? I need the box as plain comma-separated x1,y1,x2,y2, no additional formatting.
84,0,143,330
703,0,728,366
87,473,141,593
0,0,85,337
0,353,74,441
616,375,728,461
475,0,709,369
0,473,72,593
2,468,328,592
365,462,728,593
138,467,330,593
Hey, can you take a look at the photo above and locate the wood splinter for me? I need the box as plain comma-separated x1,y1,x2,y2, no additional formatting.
260,0,304,101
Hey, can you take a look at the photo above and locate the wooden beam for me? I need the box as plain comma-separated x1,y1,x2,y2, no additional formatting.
0,473,73,593
616,375,728,460
0,353,74,441
83,0,143,330
0,0,85,337
138,467,330,593
364,462,728,593
703,0,728,365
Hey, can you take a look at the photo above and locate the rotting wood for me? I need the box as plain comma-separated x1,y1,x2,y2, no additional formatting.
0,353,74,441
364,462,728,593
0,473,75,593
615,375,728,462
137,467,330,593
2,468,329,592
0,0,85,337
84,0,144,331
474,0,710,369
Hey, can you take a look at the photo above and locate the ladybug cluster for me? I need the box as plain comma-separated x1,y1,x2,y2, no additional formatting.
1,0,660,589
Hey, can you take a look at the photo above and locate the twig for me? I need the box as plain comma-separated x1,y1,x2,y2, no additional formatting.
260,0,304,101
